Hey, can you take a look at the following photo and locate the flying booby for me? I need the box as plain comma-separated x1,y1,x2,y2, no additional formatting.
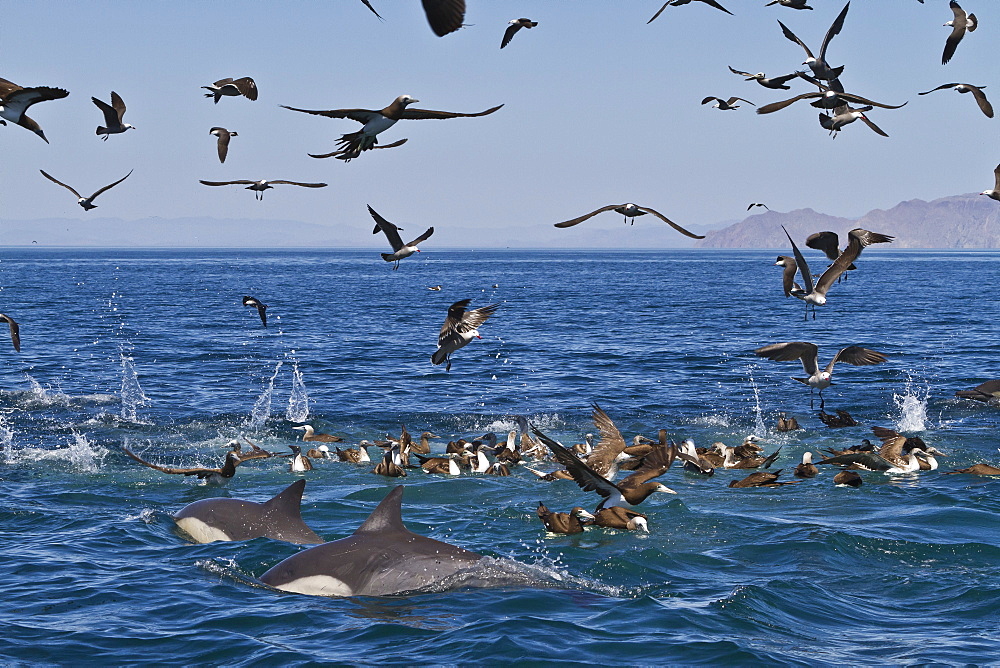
210,127,237,163
648,0,733,23
368,205,434,269
431,299,499,371
242,295,268,327
92,92,134,140
980,165,1000,202
702,96,754,110
754,341,888,409
501,18,537,49
39,169,132,211
202,77,257,103
554,203,705,239
123,446,242,484
918,83,993,118
0,314,20,352
942,1,977,65
776,412,801,432
0,77,69,143
728,67,800,90
777,2,850,81
198,179,327,200
280,95,503,161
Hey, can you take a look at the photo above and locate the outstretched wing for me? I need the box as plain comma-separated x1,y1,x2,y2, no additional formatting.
757,92,820,115
728,66,754,78
199,180,257,186
778,20,814,59
266,181,328,188
827,346,887,373
618,444,676,488
459,303,499,331
818,2,850,60
405,227,434,247
587,404,628,474
813,228,892,296
123,446,224,476
782,226,814,294
421,0,466,37
398,104,504,120
554,204,624,228
280,105,382,124
532,427,622,501
805,231,840,262
636,206,705,239
647,2,671,23
92,96,119,126
754,341,821,376
91,170,133,199
368,205,404,250
39,170,83,199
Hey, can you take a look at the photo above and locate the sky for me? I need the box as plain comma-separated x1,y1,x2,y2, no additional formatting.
1,0,997,248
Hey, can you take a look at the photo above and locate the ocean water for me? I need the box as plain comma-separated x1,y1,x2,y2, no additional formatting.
1,248,999,665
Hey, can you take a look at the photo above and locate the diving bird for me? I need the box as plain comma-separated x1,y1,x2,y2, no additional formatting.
955,379,1000,403
39,169,132,211
748,203,769,211
648,0,733,23
777,2,850,81
819,105,888,137
431,299,499,371
123,446,242,484
0,314,20,352
918,83,992,118
198,179,327,200
781,225,893,318
942,1,977,65
0,77,69,143
242,296,268,327
766,0,813,8
202,77,257,103
280,95,503,161
554,203,704,239
981,164,1000,202
368,205,434,269
753,341,888,409
501,18,537,49
702,96,754,110
728,67,800,90
92,92,133,140
210,127,237,163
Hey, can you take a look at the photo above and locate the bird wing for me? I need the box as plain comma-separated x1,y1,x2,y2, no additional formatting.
0,314,20,352
814,228,893,295
782,226,814,294
0,77,22,98
421,0,466,37
647,2,671,23
280,105,382,124
635,206,705,239
918,83,961,95
728,66,754,77
92,96,120,127
405,227,434,247
215,130,231,163
754,341,821,377
701,96,722,105
805,231,841,262
123,447,224,476
90,170,133,200
368,205,405,250
994,164,1000,191
232,77,257,100
943,4,966,65
818,1,849,61
768,72,801,86
619,444,675,487
757,92,820,114
459,303,499,331
836,92,907,110
266,181,328,188
39,170,82,199
871,426,906,463
969,86,994,118
1,86,69,116
587,404,628,473
699,0,733,15
777,20,814,59
500,23,522,49
532,427,623,501
439,299,470,342
360,0,383,19
727,97,755,106
200,180,256,186
780,258,797,297
554,204,624,228
859,114,889,137
827,346,887,373
110,91,126,118
398,104,504,120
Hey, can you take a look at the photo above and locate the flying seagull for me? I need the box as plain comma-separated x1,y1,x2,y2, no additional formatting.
806,231,856,279
0,314,20,352
942,1,977,65
280,95,503,161
756,87,906,115
918,83,993,118
242,296,268,327
777,2,850,81
198,179,327,200
648,0,733,23
202,77,257,104
92,91,134,140
727,67,801,90
774,255,799,297
0,77,69,143
981,164,1000,201
819,105,888,137
554,203,705,239
781,225,893,318
39,169,133,211
368,205,434,270
431,299,498,371
360,0,383,20
501,18,537,49
702,96,754,110
766,0,813,8
748,203,769,211
210,127,237,163
754,341,888,409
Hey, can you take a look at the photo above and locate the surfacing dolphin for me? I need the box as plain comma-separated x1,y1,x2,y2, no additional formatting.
173,479,324,544
260,485,482,596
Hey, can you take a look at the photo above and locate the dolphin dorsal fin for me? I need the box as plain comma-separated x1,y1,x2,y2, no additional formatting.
354,485,406,534
264,479,307,516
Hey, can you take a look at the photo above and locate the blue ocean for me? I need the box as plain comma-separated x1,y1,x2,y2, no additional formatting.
1,248,998,665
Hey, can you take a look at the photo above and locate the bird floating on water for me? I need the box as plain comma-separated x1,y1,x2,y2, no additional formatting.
39,169,132,211
918,83,992,118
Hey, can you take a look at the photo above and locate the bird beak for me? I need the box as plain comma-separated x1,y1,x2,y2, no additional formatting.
476,334,482,339
415,249,421,253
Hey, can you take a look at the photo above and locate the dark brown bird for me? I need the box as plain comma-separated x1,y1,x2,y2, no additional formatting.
0,314,20,352
648,0,733,23
728,470,798,488
776,412,800,432
794,452,818,478
123,446,241,483
591,507,649,532
234,437,279,462
202,77,257,104
525,467,574,481
210,127,237,163
819,409,858,428
415,454,460,475
372,446,407,477
944,463,1000,476
422,0,467,37
955,380,1000,403
501,18,537,49
242,296,267,327
536,502,593,534
834,470,863,487
0,77,69,142
294,425,342,442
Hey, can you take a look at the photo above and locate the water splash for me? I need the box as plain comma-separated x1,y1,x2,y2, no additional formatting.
746,366,766,436
64,432,109,473
0,412,14,464
248,361,283,429
120,351,149,422
892,375,930,432
285,363,309,422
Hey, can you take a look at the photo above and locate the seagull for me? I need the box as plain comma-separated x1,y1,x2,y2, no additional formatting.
766,0,813,8
777,2,850,81
242,296,267,327
648,0,733,23
202,77,257,104
781,226,893,318
553,203,704,239
39,169,133,211
123,446,242,484
92,91,134,140
774,255,799,297
0,314,20,352
819,105,888,137
702,96,754,110
918,83,993,118
756,87,906,115
210,127,237,163
501,18,537,49
280,95,503,161
942,1,977,65
753,341,888,409
368,205,434,269
198,179,327,200
981,165,1000,201
806,231,856,279
431,299,498,371
748,202,769,211
0,77,69,143
727,67,801,90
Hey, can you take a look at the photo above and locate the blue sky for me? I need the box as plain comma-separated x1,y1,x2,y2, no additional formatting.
1,1,995,247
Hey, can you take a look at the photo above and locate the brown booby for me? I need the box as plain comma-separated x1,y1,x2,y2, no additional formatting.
806,231,856,278
234,437,279,462
793,452,818,478
754,341,888,409
368,205,434,270
676,439,715,475
210,127,237,163
372,444,407,477
536,503,594,535
648,0,733,23
777,3,850,81
591,507,649,532
431,299,499,371
942,1,976,65
242,295,267,327
39,169,132,211
293,425,342,443
702,96,754,110
280,95,503,161
0,314,21,352
501,18,537,49
554,203,705,239
335,442,373,463
198,179,327,200
776,412,800,432
728,67,800,90
944,463,1000,476
124,446,241,484
203,77,257,104
416,453,461,476
980,165,1000,202
0,77,69,143
307,445,332,459
92,92,134,140
833,470,862,487
918,83,993,118
728,470,798,488
818,409,858,428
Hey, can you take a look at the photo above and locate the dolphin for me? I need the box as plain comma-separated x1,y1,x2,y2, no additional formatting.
260,485,482,596
173,479,324,544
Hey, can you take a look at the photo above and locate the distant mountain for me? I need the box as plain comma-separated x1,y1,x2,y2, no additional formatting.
695,194,1000,248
